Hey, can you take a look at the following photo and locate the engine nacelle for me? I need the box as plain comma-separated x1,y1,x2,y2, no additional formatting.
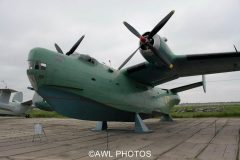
139,34,174,66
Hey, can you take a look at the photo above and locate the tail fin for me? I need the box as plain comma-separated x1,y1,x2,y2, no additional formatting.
12,92,23,102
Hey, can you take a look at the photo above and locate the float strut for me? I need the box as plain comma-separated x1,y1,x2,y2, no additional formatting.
161,114,173,122
134,113,152,133
93,121,108,131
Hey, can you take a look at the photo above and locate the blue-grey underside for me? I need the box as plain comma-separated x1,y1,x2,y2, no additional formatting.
38,86,151,122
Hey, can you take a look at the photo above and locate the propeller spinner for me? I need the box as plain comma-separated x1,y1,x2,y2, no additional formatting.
54,35,85,56
118,10,175,70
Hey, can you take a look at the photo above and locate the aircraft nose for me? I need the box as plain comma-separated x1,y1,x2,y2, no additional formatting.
27,48,49,90
28,47,54,71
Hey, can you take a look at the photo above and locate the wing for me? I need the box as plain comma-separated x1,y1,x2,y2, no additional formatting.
125,52,240,86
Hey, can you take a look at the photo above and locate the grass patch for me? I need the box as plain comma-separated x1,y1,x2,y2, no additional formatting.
171,105,240,118
29,108,65,118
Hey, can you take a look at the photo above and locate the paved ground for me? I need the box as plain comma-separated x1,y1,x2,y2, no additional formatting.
0,117,239,160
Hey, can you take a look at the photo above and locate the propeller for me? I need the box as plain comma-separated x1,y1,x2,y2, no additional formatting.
146,43,173,68
54,35,85,56
118,10,175,70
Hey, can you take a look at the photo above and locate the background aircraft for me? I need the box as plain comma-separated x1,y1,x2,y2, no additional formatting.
0,88,32,117
27,10,240,133
0,87,51,116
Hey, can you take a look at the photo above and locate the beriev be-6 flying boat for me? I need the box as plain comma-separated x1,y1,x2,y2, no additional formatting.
27,10,240,133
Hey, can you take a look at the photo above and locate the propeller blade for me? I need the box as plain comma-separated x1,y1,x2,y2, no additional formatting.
66,35,85,56
146,43,173,69
54,43,64,54
123,21,141,38
148,10,175,39
233,44,238,52
118,46,141,70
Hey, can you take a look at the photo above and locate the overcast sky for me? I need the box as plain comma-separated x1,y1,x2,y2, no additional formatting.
0,0,240,103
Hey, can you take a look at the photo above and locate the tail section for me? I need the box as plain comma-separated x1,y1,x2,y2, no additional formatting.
170,75,206,93
13,92,32,106
12,92,23,102
0,89,17,103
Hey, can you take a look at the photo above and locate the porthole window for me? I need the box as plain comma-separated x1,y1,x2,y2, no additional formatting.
108,68,114,73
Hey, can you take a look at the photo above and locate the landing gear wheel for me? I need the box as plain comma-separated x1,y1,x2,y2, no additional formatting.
25,114,30,118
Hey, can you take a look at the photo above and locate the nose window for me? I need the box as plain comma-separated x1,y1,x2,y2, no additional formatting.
35,64,40,70
29,61,47,70
40,63,46,70
29,61,34,69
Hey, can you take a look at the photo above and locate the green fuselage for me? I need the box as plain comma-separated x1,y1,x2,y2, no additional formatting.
27,48,180,121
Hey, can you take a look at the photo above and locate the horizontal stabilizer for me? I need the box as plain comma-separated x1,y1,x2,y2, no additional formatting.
170,81,203,93
0,88,17,92
21,100,32,105
171,75,206,93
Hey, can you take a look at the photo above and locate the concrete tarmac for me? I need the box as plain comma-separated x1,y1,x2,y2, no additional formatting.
0,117,239,160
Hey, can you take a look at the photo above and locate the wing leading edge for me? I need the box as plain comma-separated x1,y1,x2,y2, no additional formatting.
125,52,240,86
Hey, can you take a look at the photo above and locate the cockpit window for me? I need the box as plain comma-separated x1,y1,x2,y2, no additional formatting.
28,61,47,70
40,63,46,70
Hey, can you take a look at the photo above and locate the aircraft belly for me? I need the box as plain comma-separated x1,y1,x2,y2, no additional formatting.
38,86,138,122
